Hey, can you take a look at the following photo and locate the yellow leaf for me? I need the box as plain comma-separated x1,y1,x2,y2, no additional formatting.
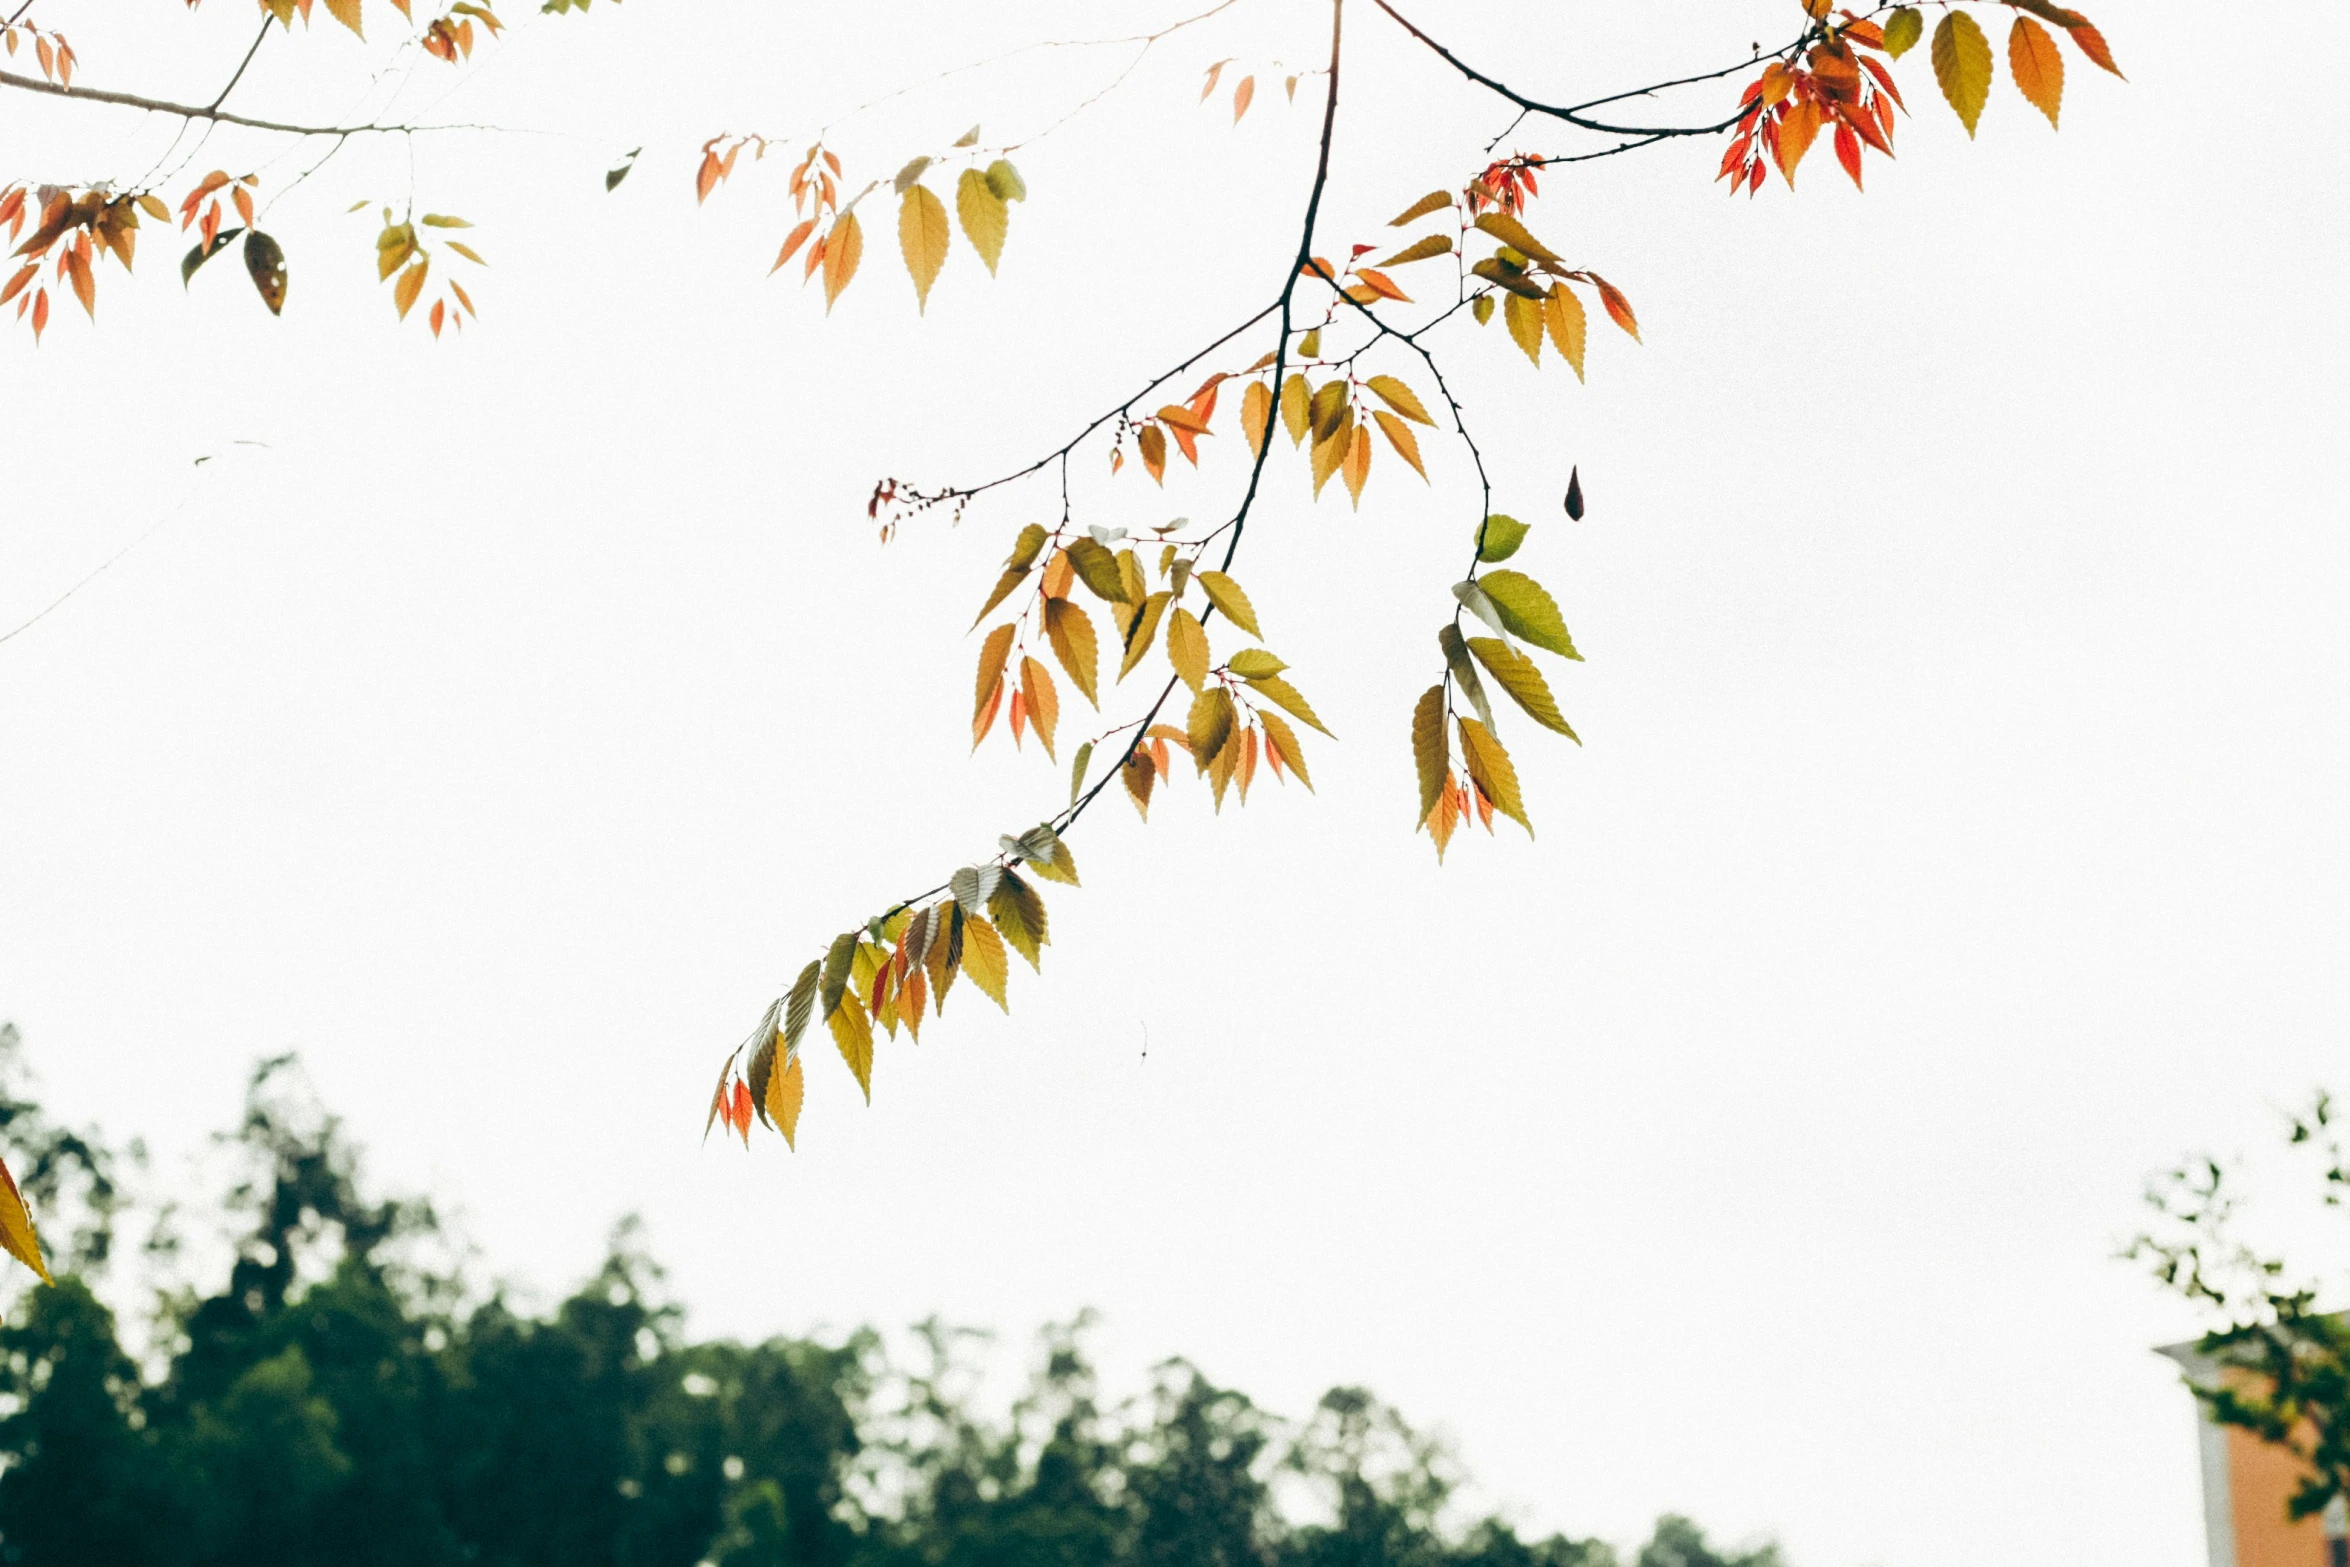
1457,717,1531,835
767,1052,804,1149
986,871,1049,970
1477,569,1580,659
1257,708,1312,791
1251,673,1331,735
1136,425,1168,485
1373,411,1427,481
1411,684,1447,824
829,991,875,1103
1309,421,1350,497
1308,379,1350,443
1389,189,1453,226
1063,536,1131,603
1543,284,1586,381
1931,9,1994,137
1364,375,1434,425
1167,606,1210,693
1240,380,1271,457
393,256,428,319
325,0,363,36
823,211,863,310
1504,291,1544,366
1341,419,1372,508
1377,234,1452,267
898,184,950,311
1280,373,1310,446
2008,15,2064,128
1194,571,1260,637
1120,590,1171,680
1228,648,1288,681
1188,685,1236,770
1020,655,1060,760
0,1157,50,1287
954,168,1008,273
971,567,1030,629
1884,6,1923,56
1043,596,1099,707
962,914,1010,1010
1472,210,1564,268
1466,636,1578,738
974,621,1015,732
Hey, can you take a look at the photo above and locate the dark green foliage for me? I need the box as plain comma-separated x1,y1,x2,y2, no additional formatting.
0,1041,1778,1567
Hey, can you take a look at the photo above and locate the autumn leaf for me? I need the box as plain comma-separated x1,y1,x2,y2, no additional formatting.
1240,379,1272,457
1883,6,1922,57
829,990,875,1102
1389,189,1453,226
823,210,863,309
1194,571,1259,636
1228,649,1287,680
899,184,950,310
986,870,1049,970
783,959,820,1059
1309,421,1350,498
242,230,287,316
2008,16,2064,128
1121,750,1155,818
971,567,1029,629
820,931,859,1022
1232,74,1255,122
1020,654,1060,759
325,0,363,36
1043,596,1100,707
1188,685,1235,769
767,1052,804,1149
974,621,1015,741
1280,373,1310,446
1064,536,1131,603
961,914,1010,1010
1377,234,1452,267
1439,623,1493,730
1504,291,1543,366
1167,606,1210,693
1457,717,1531,835
1467,636,1577,738
1932,9,1993,137
393,256,428,319
1364,374,1434,425
0,1157,50,1288
1411,684,1447,824
1250,673,1331,736
1477,570,1580,659
1136,424,1168,485
1120,590,1170,680
1341,419,1372,507
1588,274,1640,342
1258,708,1311,790
1473,210,1564,269
1373,411,1426,481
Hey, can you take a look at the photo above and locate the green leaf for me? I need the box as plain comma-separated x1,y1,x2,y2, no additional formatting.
1195,571,1260,636
782,960,821,1060
1069,740,1094,805
1389,189,1454,226
1411,684,1447,823
1439,624,1493,731
1467,636,1577,739
1883,6,1922,56
419,213,472,229
181,227,244,286
1250,674,1331,736
983,159,1027,202
1227,649,1288,680
1064,536,1131,603
956,167,1009,274
1478,570,1579,659
1474,514,1529,563
819,932,858,1027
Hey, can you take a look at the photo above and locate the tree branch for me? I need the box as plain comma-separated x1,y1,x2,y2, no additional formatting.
0,69,494,137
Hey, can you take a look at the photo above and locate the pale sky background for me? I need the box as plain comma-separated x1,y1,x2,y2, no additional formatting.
2,2,2346,1563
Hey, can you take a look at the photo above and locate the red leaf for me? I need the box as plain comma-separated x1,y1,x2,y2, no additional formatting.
1833,122,1863,189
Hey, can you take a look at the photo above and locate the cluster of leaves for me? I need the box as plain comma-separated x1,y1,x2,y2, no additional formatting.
1200,56,1307,123
230,0,505,54
2136,1092,2350,1523
1,16,76,86
368,207,483,334
0,1033,1781,1567
1721,1,2119,192
1,184,166,340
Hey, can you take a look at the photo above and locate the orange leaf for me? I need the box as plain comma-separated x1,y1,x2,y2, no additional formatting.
1356,267,1411,303
772,218,817,273
1232,74,1255,122
2008,16,2064,128
1833,121,1862,189
1588,274,1640,341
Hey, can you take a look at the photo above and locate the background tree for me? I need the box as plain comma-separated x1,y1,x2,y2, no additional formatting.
0,1027,1770,1567
2136,1092,2350,1524
0,0,2129,1185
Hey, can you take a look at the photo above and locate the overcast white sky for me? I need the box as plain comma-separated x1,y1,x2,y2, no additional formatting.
3,2,2346,1563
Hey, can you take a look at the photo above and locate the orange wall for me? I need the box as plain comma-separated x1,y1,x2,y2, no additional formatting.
2227,1422,2332,1567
